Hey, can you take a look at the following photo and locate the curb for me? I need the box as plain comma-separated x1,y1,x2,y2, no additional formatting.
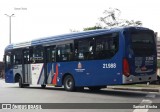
107,86,160,92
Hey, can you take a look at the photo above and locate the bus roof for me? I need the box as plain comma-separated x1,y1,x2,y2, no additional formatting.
5,26,151,51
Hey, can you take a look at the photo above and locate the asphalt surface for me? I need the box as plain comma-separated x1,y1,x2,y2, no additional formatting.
0,78,160,112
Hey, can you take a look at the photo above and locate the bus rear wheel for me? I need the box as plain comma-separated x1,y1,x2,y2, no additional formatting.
63,75,75,91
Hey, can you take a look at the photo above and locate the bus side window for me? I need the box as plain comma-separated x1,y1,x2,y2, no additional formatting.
23,49,30,64
95,33,119,59
32,46,44,63
46,46,56,62
68,44,74,61
13,49,22,65
75,38,94,60
56,43,73,62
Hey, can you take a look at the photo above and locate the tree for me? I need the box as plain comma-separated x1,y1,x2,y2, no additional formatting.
83,25,103,31
83,8,142,31
69,29,79,32
70,8,143,32
99,8,142,28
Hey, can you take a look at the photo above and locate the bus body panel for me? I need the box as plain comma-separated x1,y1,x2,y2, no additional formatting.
46,63,55,84
5,68,14,83
31,63,45,85
59,59,123,87
5,64,23,83
122,27,157,84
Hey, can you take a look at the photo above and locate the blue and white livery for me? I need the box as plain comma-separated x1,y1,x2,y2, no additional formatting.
4,27,157,91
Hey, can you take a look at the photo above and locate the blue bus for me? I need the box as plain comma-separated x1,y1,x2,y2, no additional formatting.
4,26,157,91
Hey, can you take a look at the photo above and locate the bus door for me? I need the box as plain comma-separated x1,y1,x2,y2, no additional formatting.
22,48,31,84
45,45,56,84
4,52,14,83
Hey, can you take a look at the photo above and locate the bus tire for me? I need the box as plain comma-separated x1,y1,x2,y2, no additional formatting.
88,87,102,91
19,76,24,88
41,85,46,88
24,84,30,87
63,75,75,91
76,87,84,91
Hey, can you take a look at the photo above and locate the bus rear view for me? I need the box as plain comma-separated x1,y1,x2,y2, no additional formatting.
123,27,157,84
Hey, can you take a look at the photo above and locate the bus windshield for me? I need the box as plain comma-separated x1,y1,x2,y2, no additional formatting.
131,31,155,56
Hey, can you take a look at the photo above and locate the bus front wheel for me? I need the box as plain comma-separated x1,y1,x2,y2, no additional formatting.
63,75,75,91
88,87,102,91
19,76,24,88
41,85,46,88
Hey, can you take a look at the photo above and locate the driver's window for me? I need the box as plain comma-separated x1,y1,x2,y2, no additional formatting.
5,55,12,69
6,55,11,64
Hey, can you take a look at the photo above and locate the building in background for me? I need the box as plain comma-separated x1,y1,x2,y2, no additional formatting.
157,41,160,59
156,32,160,59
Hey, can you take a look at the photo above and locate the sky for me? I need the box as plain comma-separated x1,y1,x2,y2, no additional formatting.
0,0,160,61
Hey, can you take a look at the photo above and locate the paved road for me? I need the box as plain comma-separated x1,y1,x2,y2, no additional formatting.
0,79,160,112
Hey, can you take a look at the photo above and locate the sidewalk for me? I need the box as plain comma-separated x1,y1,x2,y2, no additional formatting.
107,84,160,92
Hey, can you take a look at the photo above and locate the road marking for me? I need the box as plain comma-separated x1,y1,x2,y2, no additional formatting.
133,108,148,112
145,94,156,98
133,99,152,112
141,99,152,103
133,92,156,112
